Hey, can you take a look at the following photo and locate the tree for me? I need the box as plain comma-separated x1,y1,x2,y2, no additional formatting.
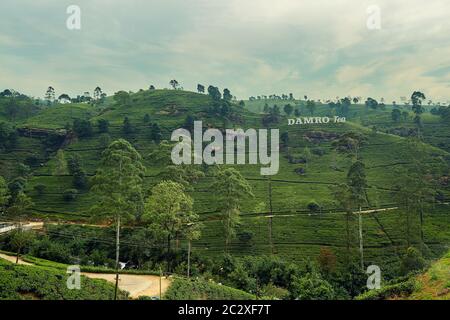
10,229,35,263
212,168,254,251
391,109,401,123
97,119,110,133
365,97,378,110
339,97,351,117
183,114,196,133
0,176,10,215
72,119,93,138
0,89,12,97
280,132,289,147
67,154,87,189
347,161,368,270
332,183,355,259
7,177,27,202
149,85,156,90
93,87,103,101
122,117,133,135
223,88,232,101
306,100,316,115
148,141,204,189
307,201,320,214
7,191,33,219
143,181,200,271
63,189,78,202
393,138,435,251
113,91,131,107
150,123,162,143
207,86,221,101
399,247,426,275
169,80,180,90
317,247,337,276
143,114,151,124
411,91,426,138
197,84,205,93
33,184,46,196
45,86,55,105
90,139,145,300
58,94,71,103
284,104,293,116
1,121,18,149
289,272,335,300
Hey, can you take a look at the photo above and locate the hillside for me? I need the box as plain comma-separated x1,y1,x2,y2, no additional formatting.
0,255,128,300
1,89,449,283
406,251,450,300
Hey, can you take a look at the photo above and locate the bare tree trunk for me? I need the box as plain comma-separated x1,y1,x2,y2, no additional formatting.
406,207,411,248
268,177,274,254
419,204,424,252
346,213,350,257
358,207,364,270
187,240,191,278
16,247,20,264
114,215,121,300
167,234,171,273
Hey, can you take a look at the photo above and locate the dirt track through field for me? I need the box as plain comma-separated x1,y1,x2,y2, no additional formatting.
0,253,171,299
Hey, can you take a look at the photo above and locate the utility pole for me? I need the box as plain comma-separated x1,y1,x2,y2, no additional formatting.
159,267,162,300
114,215,120,300
268,177,274,255
358,207,364,271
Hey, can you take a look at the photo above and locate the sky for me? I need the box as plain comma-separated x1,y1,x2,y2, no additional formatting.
0,0,449,102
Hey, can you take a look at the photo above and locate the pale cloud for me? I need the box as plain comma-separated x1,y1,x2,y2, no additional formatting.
0,0,449,102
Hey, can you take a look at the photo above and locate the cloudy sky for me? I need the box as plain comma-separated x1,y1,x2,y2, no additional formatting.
1,0,449,102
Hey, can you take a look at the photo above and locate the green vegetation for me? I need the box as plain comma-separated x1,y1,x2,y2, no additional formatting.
0,87,449,300
0,258,128,300
164,277,255,300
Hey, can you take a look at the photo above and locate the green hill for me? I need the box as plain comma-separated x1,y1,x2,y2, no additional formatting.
1,89,449,280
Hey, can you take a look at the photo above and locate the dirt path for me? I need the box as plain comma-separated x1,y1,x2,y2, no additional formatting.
82,272,171,298
0,253,171,299
0,253,32,265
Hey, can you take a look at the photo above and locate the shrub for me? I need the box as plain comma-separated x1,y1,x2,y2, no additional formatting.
289,272,335,300
63,189,78,202
400,247,427,275
355,279,417,300
72,119,93,138
164,278,255,300
307,201,321,214
33,184,46,196
97,119,109,133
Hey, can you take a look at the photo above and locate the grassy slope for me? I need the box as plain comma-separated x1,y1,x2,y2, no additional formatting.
0,256,128,300
1,90,449,273
406,251,450,300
